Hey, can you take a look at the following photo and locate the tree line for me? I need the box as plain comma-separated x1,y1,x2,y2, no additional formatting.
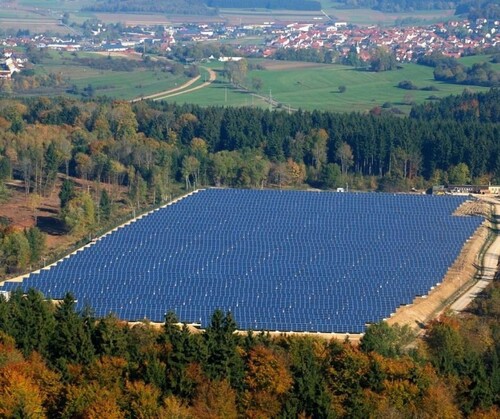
0,90,498,198
84,0,214,14
455,0,500,20
418,52,500,88
0,90,498,270
434,61,499,87
206,0,321,10
0,279,498,417
335,0,499,16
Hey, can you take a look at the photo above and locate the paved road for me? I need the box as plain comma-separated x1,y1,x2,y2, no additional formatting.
451,201,500,312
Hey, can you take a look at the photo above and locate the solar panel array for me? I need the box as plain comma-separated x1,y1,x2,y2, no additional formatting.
0,189,482,333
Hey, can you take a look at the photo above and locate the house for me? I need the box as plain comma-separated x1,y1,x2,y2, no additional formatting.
0,57,21,79
218,56,243,62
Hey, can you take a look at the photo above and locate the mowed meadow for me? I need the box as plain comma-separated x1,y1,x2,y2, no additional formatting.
166,56,498,113
32,51,191,100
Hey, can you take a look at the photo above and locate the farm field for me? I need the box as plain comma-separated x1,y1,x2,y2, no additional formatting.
0,189,483,334
0,0,79,33
1,0,459,31
219,6,455,26
457,54,500,68
17,0,92,10
322,7,456,26
30,51,191,100
165,57,495,113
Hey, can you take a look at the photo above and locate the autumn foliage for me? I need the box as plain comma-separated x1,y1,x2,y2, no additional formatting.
0,289,499,417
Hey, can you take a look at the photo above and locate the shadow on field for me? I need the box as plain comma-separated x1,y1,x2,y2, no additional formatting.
37,216,66,236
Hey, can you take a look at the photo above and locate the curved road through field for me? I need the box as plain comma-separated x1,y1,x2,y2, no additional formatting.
451,200,500,312
153,67,217,100
130,67,217,103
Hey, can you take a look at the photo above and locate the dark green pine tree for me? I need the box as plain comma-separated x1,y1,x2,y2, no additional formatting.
162,311,199,398
0,288,23,338
24,227,45,264
44,142,60,193
59,178,75,210
99,189,112,222
203,309,244,390
16,289,56,358
284,338,335,418
49,293,95,371
490,347,500,405
92,313,128,357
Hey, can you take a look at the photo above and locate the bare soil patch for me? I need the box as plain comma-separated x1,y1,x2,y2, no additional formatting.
0,177,127,260
453,199,489,217
1,179,70,254
387,199,491,331
93,51,144,61
260,61,329,71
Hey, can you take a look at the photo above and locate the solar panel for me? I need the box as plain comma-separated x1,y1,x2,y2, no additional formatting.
0,189,482,333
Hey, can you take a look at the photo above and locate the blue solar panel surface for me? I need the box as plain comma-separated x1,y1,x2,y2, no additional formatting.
0,189,483,333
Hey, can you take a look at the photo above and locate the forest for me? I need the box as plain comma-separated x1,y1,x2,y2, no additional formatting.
336,0,499,17
0,270,498,418
336,0,461,12
206,0,322,10
84,0,214,14
0,89,498,274
455,0,500,19
0,90,497,194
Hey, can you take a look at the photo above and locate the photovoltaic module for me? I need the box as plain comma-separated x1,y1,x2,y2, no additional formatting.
0,189,483,333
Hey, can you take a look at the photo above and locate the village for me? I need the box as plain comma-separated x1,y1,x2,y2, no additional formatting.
1,15,499,78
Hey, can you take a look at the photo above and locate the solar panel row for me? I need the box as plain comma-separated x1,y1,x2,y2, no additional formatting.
0,189,483,333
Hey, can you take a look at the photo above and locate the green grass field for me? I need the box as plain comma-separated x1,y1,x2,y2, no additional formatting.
217,5,455,26
322,8,456,26
1,0,459,32
457,55,500,68
166,56,496,112
18,0,93,12
32,52,190,100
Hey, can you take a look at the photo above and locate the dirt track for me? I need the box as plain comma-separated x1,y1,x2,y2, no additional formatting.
451,201,500,311
387,197,499,331
153,67,217,100
129,67,216,102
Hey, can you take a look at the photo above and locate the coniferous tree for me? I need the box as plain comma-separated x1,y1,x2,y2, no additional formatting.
24,227,45,264
92,314,128,358
13,289,55,358
49,293,95,371
59,178,75,211
99,189,112,222
204,310,244,390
